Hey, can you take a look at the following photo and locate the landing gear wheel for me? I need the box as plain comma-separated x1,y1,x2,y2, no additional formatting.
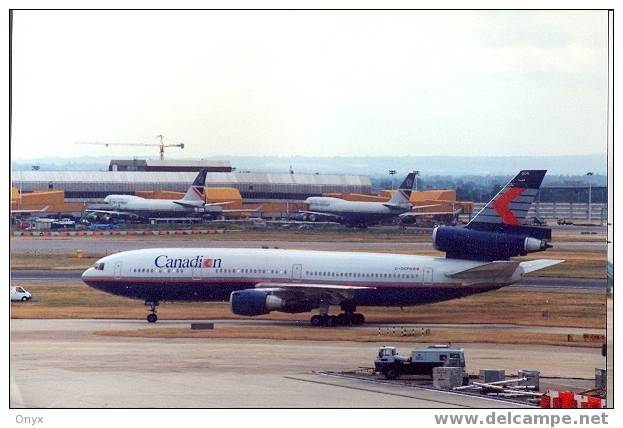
310,315,322,327
352,313,365,325
145,300,159,323
326,315,336,327
384,367,399,380
336,313,348,326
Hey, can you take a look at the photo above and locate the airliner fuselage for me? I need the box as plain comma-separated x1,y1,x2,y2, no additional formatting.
82,248,516,305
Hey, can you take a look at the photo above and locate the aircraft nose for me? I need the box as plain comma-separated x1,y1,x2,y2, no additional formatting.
81,268,93,283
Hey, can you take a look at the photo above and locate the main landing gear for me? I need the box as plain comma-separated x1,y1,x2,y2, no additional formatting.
309,313,365,327
309,301,365,327
145,300,159,323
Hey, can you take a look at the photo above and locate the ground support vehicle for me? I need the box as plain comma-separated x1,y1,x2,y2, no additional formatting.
374,345,468,383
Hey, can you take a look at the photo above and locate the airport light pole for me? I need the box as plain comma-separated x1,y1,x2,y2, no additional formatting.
586,172,594,222
414,170,420,192
389,170,396,190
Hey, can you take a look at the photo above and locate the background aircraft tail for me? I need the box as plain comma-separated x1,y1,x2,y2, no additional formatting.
433,170,552,261
388,171,417,205
182,168,208,203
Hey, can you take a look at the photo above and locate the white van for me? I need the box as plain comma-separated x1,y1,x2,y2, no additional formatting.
11,286,32,302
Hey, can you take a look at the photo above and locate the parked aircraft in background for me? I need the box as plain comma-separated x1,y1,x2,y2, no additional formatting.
82,170,561,326
299,171,454,227
84,169,256,221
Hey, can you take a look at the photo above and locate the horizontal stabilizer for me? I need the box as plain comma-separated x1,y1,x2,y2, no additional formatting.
384,203,439,210
400,208,462,218
519,259,564,274
172,200,204,208
446,261,520,281
410,204,442,210
204,201,237,207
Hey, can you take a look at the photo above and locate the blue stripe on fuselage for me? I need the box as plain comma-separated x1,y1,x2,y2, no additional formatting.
84,279,502,306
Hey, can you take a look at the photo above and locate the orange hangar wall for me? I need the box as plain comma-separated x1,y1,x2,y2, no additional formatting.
11,188,86,213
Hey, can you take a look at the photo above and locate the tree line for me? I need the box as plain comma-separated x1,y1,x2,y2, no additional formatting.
372,174,608,203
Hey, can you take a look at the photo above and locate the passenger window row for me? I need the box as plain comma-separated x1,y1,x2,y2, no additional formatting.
304,271,418,279
132,268,185,274
128,267,419,279
214,268,287,275
130,268,289,275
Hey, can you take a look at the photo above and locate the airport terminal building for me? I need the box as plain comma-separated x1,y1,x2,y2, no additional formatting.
108,159,233,172
12,171,372,203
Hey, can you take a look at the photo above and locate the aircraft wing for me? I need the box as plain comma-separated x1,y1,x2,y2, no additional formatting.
255,282,370,291
255,281,372,303
84,208,138,218
11,205,49,214
222,206,262,213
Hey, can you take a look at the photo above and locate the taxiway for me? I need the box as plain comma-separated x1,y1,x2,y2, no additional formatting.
10,319,602,408
10,237,607,254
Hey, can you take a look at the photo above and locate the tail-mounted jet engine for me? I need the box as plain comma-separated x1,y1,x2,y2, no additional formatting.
432,226,552,261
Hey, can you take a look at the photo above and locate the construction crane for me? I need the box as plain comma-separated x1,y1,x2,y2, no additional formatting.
76,134,184,160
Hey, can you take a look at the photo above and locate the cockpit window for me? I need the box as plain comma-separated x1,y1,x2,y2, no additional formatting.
93,262,105,271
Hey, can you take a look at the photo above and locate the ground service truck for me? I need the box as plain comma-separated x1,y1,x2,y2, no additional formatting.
374,344,468,382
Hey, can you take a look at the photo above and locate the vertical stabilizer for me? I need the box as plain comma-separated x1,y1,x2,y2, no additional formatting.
467,170,546,233
388,171,416,206
182,168,208,203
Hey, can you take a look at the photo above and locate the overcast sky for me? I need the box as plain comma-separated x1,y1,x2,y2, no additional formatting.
11,10,609,159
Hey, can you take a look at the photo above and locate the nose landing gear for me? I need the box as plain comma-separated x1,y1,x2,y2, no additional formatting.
145,300,159,323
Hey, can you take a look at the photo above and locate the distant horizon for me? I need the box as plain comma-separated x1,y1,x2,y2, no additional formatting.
11,153,608,177
10,152,608,161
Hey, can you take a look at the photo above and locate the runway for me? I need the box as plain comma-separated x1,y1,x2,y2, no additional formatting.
10,319,602,408
10,237,607,254
10,269,607,293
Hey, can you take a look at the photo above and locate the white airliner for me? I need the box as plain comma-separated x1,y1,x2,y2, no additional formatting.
85,169,256,220
82,170,562,326
300,171,452,227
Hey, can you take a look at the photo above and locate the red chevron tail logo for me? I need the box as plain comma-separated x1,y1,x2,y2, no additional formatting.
492,187,525,225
